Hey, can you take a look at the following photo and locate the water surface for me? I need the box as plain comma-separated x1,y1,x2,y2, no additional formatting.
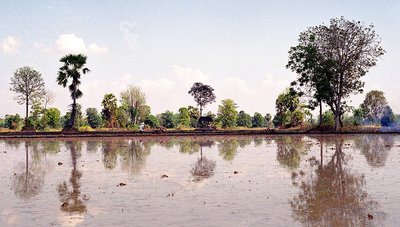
1,135,399,226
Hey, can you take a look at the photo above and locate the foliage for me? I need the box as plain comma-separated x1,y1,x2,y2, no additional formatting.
86,108,103,128
144,114,160,128
291,109,305,126
101,93,118,128
287,17,385,131
188,82,216,116
360,90,388,123
217,99,238,128
237,111,252,128
4,114,23,130
10,66,46,127
178,107,190,127
352,108,365,126
321,110,335,127
275,89,304,127
188,106,200,127
120,85,147,125
45,108,61,129
115,106,129,128
160,111,178,128
252,112,265,128
57,54,90,129
380,106,396,127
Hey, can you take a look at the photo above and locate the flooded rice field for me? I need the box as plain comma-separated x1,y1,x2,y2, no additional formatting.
1,134,400,226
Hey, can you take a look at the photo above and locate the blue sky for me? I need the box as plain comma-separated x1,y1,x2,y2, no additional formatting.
1,0,399,117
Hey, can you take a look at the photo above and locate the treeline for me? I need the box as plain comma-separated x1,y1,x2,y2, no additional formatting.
1,17,398,132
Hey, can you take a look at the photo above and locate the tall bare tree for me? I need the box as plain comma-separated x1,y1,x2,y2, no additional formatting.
120,85,146,125
10,66,46,129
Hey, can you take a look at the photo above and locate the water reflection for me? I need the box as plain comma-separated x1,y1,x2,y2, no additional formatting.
354,135,394,168
191,140,216,181
57,141,87,214
275,136,310,169
218,138,239,161
11,141,46,199
290,137,385,226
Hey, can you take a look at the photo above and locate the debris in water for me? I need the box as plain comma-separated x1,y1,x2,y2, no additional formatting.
58,162,63,166
161,174,169,179
367,213,373,220
233,171,239,174
61,202,68,208
117,183,127,187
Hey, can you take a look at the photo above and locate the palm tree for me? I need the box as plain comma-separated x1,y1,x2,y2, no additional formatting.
57,54,90,130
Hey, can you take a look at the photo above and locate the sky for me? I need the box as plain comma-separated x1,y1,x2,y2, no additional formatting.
1,0,400,117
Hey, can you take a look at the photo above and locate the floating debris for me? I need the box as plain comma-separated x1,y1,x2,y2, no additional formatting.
57,162,63,166
161,174,169,179
367,213,373,220
233,171,239,174
117,183,127,187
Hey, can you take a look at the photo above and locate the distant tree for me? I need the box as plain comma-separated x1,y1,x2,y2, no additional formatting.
120,85,146,125
160,110,178,128
321,110,335,127
380,106,396,127
352,108,365,126
144,114,160,128
265,113,274,128
57,54,90,130
101,94,118,128
237,111,252,128
188,105,200,127
217,99,238,128
116,106,129,128
45,108,61,129
360,90,388,124
86,108,103,128
287,17,385,131
274,89,302,127
178,107,190,127
188,82,216,117
10,66,46,129
252,112,265,128
4,114,23,130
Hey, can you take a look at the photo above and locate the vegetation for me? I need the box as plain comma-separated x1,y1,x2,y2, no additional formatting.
188,82,216,117
10,66,46,129
57,54,90,130
287,17,385,131
217,99,238,128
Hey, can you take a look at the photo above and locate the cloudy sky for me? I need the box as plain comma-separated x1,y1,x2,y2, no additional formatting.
1,0,400,117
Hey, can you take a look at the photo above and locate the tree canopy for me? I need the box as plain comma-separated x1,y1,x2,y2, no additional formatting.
287,17,385,131
188,82,216,117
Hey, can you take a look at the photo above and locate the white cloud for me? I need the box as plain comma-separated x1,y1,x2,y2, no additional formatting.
172,65,210,86
35,34,109,55
119,21,139,50
1,36,19,54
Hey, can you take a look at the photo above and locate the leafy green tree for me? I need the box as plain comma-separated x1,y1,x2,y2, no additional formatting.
381,106,396,127
62,104,83,128
265,113,274,128
160,110,178,128
86,108,103,128
274,89,302,127
144,114,160,128
178,107,190,127
352,108,365,126
188,106,200,127
115,106,129,128
237,111,252,128
287,17,385,131
45,108,61,129
120,85,146,125
4,114,23,130
57,54,90,130
321,110,335,127
360,90,388,124
10,66,46,129
217,99,238,128
188,82,216,117
252,112,265,128
101,94,118,128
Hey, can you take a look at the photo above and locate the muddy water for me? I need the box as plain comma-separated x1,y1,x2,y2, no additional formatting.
0,135,400,226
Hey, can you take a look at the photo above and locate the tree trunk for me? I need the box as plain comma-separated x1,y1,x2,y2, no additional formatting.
334,112,340,132
318,100,322,128
199,106,203,118
25,96,29,128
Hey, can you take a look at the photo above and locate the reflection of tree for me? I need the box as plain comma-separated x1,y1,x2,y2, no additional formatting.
120,140,151,176
218,138,239,161
11,141,46,199
178,138,200,154
237,137,252,148
253,137,264,147
101,140,120,169
276,136,309,169
354,135,394,168
191,143,216,181
58,141,87,214
291,137,385,226
86,140,101,154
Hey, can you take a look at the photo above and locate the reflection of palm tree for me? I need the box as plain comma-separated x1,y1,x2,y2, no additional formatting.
57,141,87,214
11,141,45,199
191,144,216,181
291,137,385,226
354,135,393,168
